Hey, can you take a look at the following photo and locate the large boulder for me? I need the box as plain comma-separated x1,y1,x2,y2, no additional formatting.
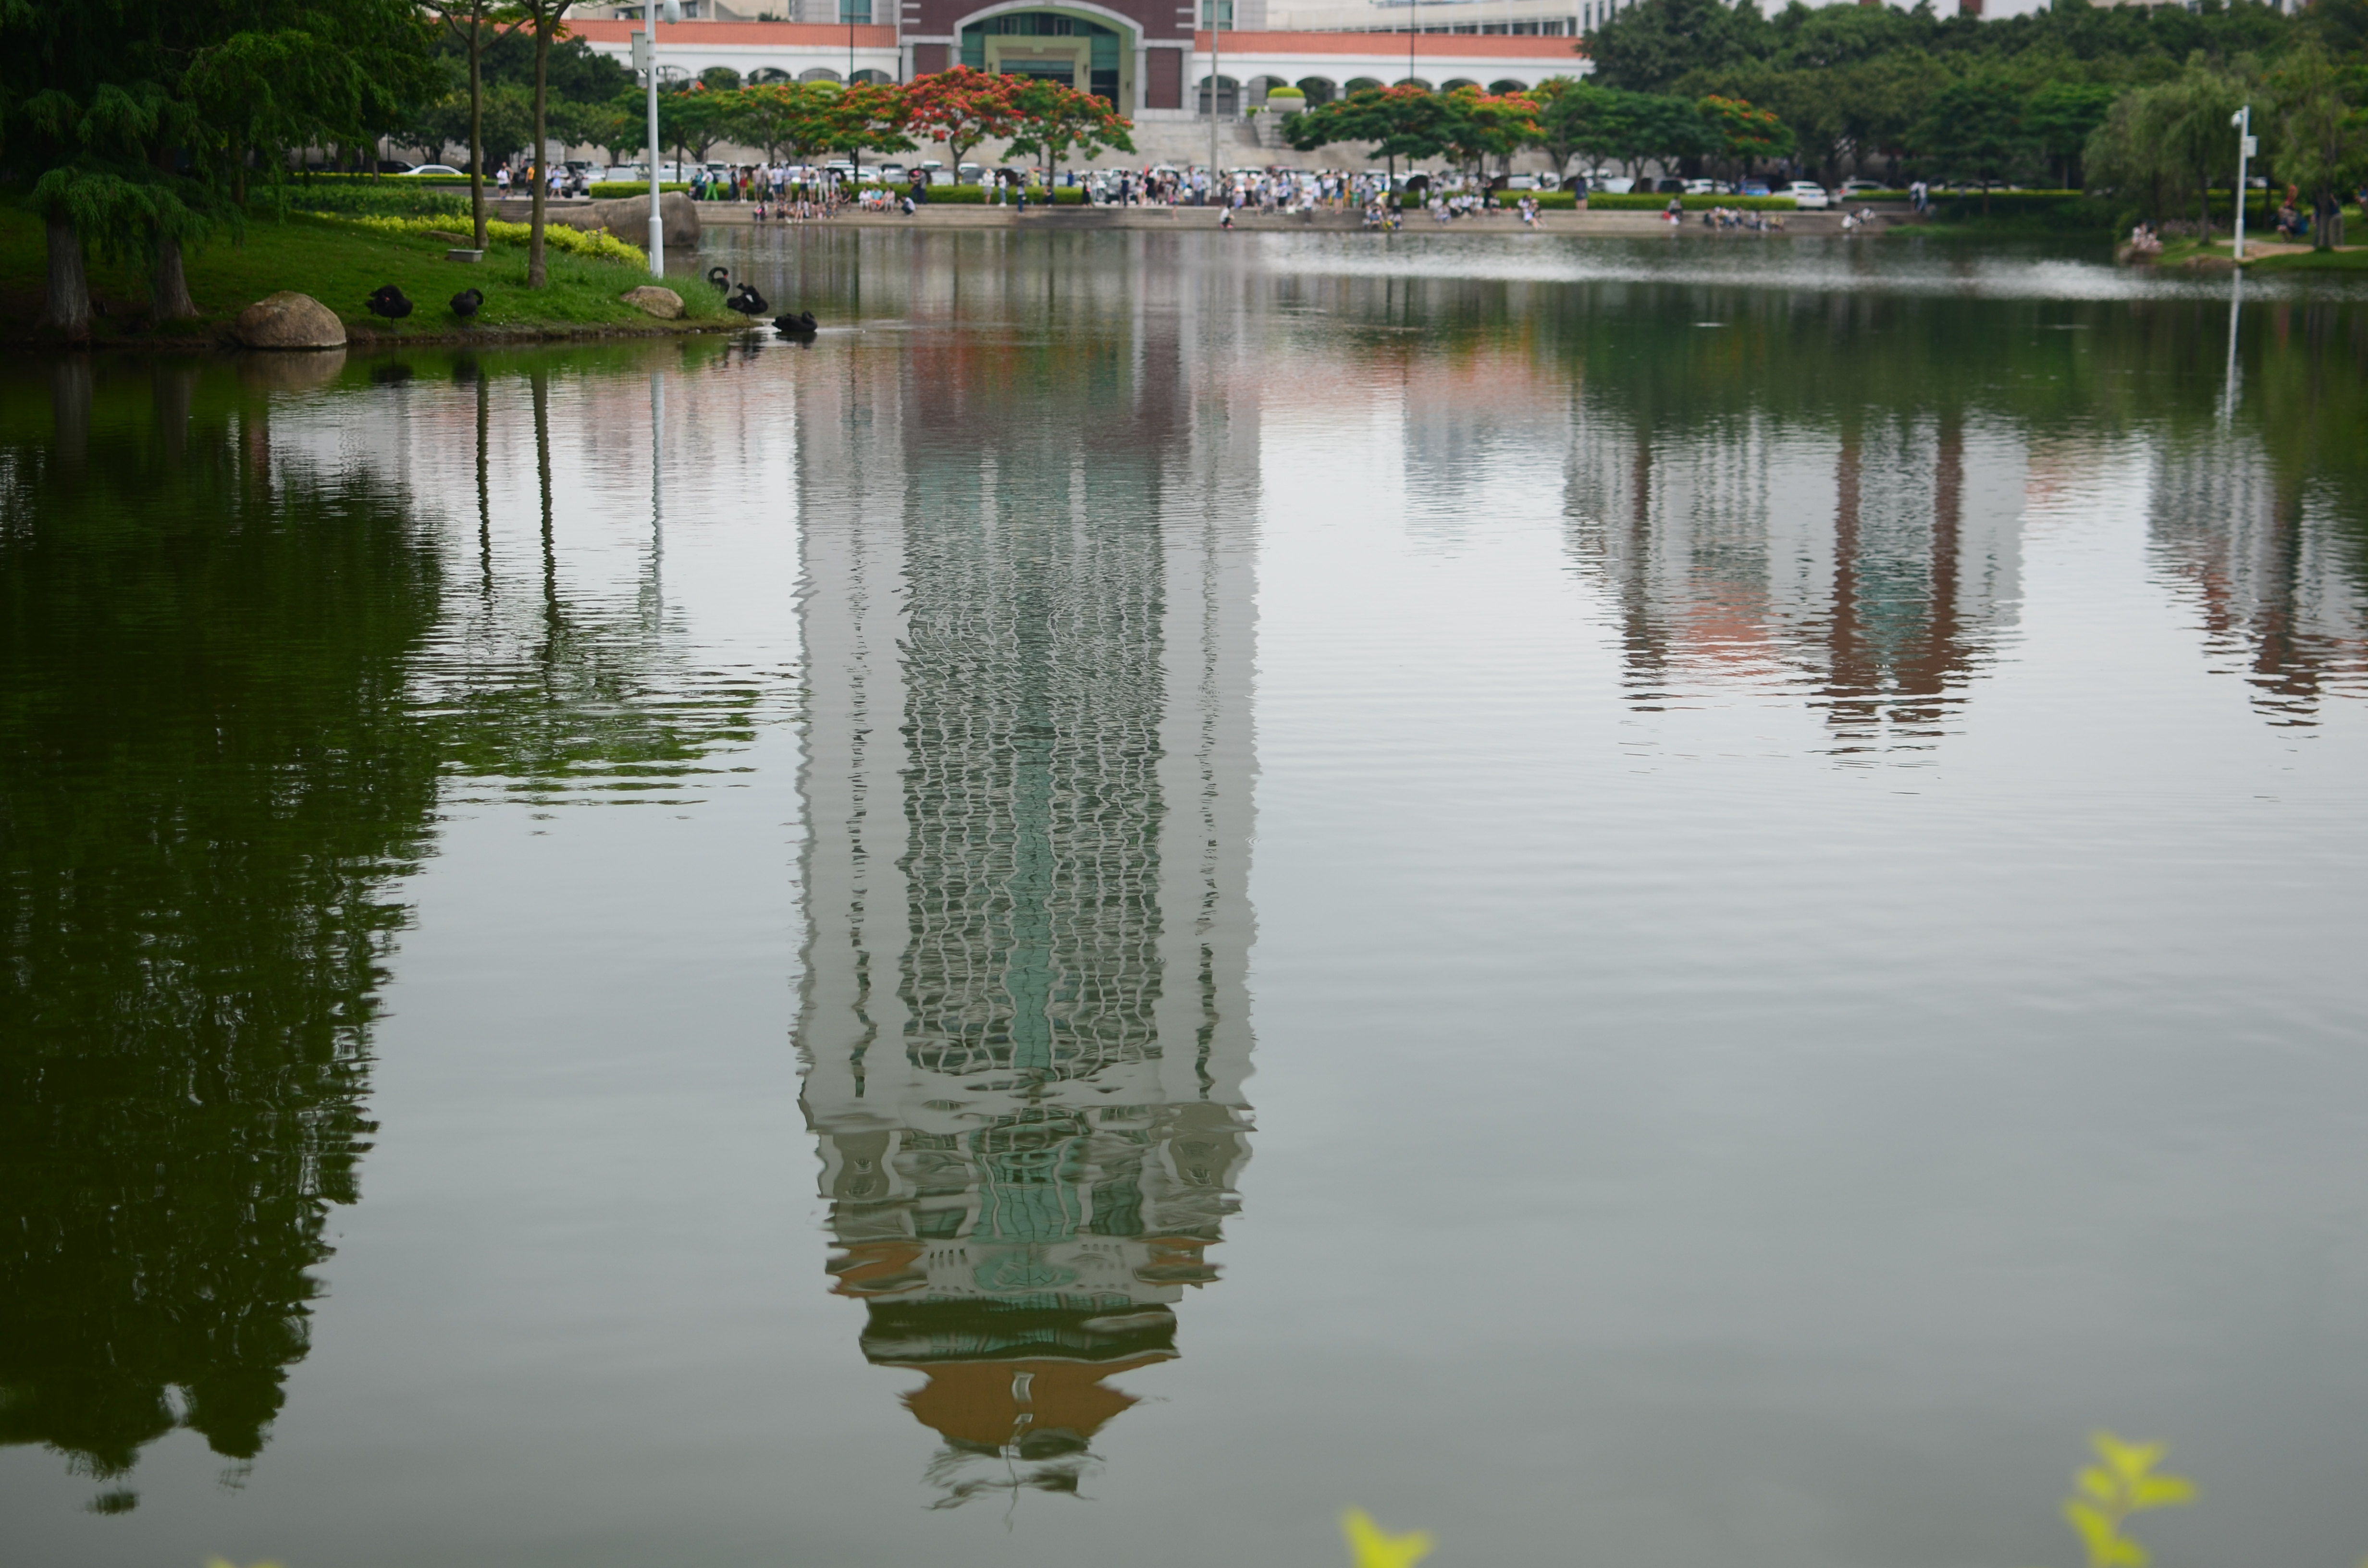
557,191,701,251
236,291,346,349
620,285,684,319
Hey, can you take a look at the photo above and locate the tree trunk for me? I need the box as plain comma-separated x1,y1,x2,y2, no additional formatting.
2315,192,2336,252
469,3,488,249
35,217,93,340
150,234,198,322
529,11,552,288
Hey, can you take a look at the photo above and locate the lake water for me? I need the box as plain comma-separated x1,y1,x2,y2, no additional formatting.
4,231,2366,1568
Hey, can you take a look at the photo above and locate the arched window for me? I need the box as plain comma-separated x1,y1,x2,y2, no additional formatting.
1295,76,1337,106
1487,77,1527,94
798,67,843,83
1196,74,1240,117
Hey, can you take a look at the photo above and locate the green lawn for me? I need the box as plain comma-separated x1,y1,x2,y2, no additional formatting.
0,208,734,344
2151,233,2368,273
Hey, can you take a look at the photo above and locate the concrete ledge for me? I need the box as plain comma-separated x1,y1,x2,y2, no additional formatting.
695,204,1906,235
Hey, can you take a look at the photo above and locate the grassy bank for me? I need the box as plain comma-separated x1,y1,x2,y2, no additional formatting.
0,209,735,346
2154,234,2368,273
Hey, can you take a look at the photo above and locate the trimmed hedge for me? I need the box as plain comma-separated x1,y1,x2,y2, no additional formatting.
1585,192,1799,211
294,171,474,185
1923,189,2082,217
896,183,1085,204
588,181,691,198
267,181,473,218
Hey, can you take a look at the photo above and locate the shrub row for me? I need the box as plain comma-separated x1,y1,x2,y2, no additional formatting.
1582,192,1800,211
901,184,1085,204
269,182,473,218
334,212,648,266
586,182,691,198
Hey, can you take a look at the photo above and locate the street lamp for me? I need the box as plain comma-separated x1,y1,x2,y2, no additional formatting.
2229,103,2255,264
633,0,685,276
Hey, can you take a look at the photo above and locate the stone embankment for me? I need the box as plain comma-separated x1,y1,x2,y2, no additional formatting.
681,202,1914,236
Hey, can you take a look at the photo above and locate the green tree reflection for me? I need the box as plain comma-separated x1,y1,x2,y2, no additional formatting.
0,363,444,1491
0,350,773,1499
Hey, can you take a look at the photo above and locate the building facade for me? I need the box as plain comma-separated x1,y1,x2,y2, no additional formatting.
567,14,1589,114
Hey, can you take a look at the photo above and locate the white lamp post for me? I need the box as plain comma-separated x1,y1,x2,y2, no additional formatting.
634,0,684,276
2230,103,2254,264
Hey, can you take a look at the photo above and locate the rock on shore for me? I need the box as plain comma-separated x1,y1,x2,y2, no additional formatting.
236,292,346,349
620,285,684,319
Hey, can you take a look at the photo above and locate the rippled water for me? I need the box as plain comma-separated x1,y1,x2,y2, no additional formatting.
4,233,2365,1568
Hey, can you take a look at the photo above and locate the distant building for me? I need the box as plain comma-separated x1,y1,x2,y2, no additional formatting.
567,13,1589,116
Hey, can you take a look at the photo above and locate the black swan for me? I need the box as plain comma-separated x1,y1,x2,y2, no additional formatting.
366,284,414,320
772,310,817,334
705,266,732,291
449,287,484,319
726,283,768,316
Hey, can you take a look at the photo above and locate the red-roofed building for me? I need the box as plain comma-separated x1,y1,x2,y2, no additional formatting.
567,12,1586,117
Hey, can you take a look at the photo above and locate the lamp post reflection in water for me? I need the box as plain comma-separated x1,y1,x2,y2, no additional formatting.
2222,274,2244,428
792,320,1259,1506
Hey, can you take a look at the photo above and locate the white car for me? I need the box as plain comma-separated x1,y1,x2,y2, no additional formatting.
1595,175,1636,195
406,164,464,176
1787,181,1831,209
1839,178,1885,196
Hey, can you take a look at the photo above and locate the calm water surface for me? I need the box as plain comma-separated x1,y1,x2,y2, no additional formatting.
4,232,2366,1568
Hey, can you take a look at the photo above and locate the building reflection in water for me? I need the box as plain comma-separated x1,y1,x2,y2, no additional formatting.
2147,436,2368,726
792,280,1258,1507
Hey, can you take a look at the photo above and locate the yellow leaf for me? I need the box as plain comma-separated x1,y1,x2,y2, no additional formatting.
2064,1500,2121,1555
2130,1474,2197,1510
2076,1465,2119,1505
2091,1432,2165,1482
1342,1507,1436,1568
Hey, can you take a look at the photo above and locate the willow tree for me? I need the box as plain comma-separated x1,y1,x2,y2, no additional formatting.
0,0,433,338
2271,40,2367,250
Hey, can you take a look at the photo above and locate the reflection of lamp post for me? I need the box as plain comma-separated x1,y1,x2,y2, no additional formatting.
635,0,684,277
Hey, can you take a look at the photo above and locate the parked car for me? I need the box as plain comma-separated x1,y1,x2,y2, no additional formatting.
1787,180,1830,209
1595,175,1636,195
1538,172,1561,190
957,162,983,183
1505,173,1539,190
1652,176,1685,195
1839,178,1885,196
1739,178,1771,197
405,164,464,176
